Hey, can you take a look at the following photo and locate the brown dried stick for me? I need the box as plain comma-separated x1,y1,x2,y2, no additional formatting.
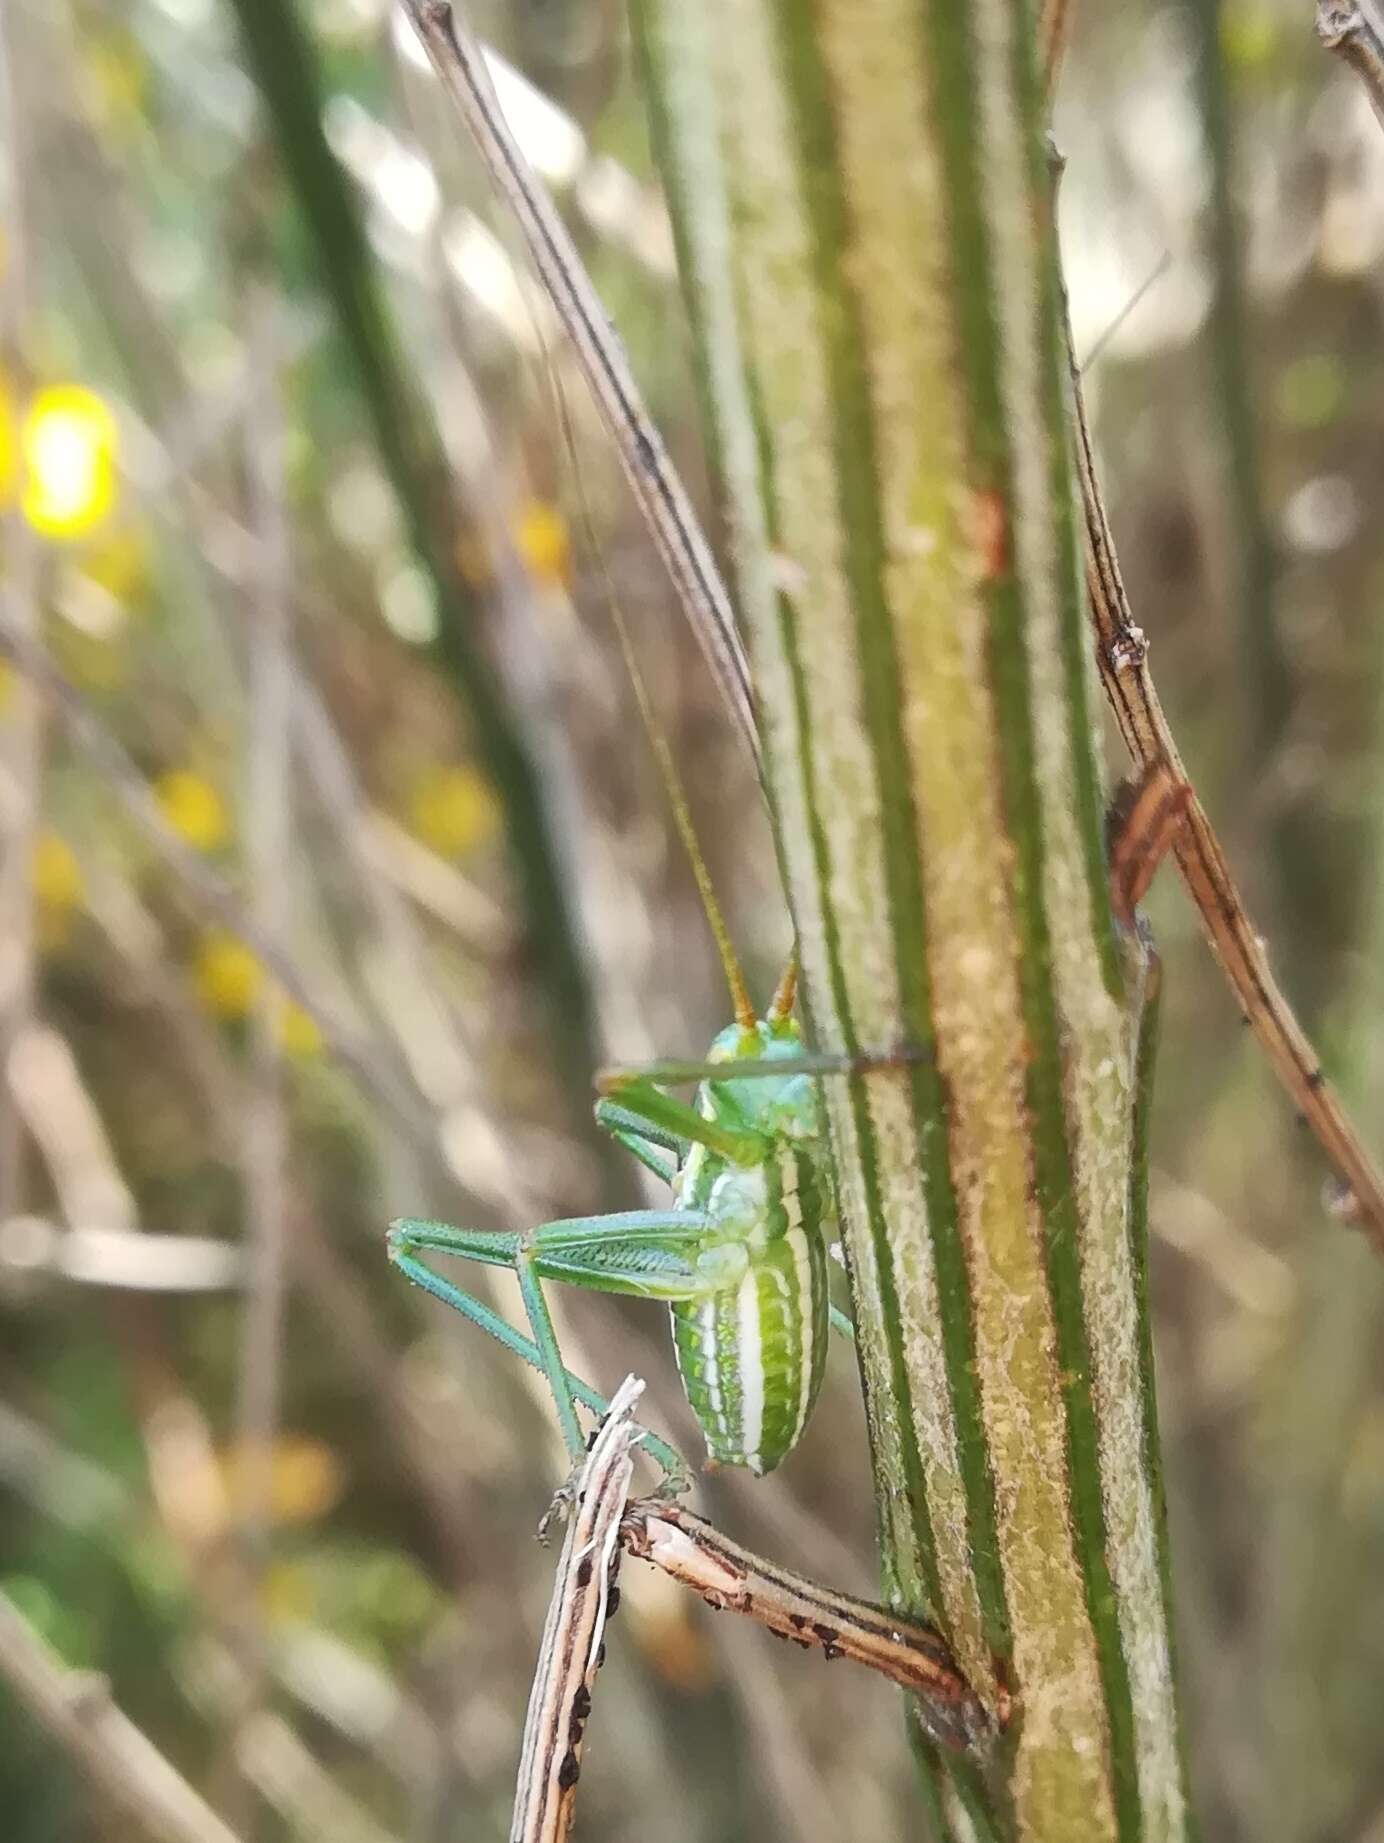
510,1374,643,1843
620,1500,1000,1752
1067,316,1384,1251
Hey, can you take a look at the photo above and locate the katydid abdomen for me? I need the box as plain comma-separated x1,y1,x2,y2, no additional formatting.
662,1118,829,1474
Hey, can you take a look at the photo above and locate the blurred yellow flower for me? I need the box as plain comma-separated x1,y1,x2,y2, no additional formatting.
515,500,570,588
156,771,229,853
278,1002,322,1060
195,932,262,1018
21,385,118,540
221,1436,344,1527
0,660,11,712
31,832,83,911
408,764,500,858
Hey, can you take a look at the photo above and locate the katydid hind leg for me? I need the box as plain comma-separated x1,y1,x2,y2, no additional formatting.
387,1241,688,1485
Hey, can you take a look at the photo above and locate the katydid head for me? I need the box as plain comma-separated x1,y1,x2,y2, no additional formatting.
704,1013,822,1142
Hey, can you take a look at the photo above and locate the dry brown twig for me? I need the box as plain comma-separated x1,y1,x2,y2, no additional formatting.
620,1500,1000,1751
510,1373,644,1843
512,1379,997,1843
399,0,759,773
1064,306,1384,1255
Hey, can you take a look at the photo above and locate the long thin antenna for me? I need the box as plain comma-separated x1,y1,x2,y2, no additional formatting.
1078,249,1172,375
403,0,761,773
542,353,756,1036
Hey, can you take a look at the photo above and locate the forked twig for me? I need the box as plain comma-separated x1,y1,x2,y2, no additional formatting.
510,1374,643,1843
1066,308,1384,1252
620,1500,1000,1752
399,0,760,772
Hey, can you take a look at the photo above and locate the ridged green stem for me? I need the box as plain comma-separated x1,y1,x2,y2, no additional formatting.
635,3,1191,1836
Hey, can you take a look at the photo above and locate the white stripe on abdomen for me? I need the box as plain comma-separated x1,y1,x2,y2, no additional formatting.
735,1268,765,1472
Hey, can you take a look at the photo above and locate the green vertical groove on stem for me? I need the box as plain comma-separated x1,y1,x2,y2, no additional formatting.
226,0,605,1132
768,0,1010,1661
917,4,1140,1835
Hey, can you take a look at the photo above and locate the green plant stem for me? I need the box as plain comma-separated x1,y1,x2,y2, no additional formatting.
636,3,1190,1836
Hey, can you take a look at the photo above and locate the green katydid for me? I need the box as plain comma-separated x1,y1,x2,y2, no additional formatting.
385,357,891,1484
390,918,880,1481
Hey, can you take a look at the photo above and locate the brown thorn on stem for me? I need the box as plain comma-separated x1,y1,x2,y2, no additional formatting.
1105,761,1192,929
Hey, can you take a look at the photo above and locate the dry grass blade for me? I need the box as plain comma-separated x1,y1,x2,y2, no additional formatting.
510,1373,644,1843
620,1501,1000,1753
398,0,760,772
0,1588,244,1843
1065,309,1384,1254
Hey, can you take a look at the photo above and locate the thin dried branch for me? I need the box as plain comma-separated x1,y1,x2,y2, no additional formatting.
1065,308,1384,1254
1318,1,1384,129
510,1373,643,1843
397,0,760,773
620,1501,999,1752
0,1586,244,1843
233,1713,405,1843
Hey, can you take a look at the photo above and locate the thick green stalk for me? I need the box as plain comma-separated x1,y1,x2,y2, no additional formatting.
226,0,604,1139
635,3,1190,1837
